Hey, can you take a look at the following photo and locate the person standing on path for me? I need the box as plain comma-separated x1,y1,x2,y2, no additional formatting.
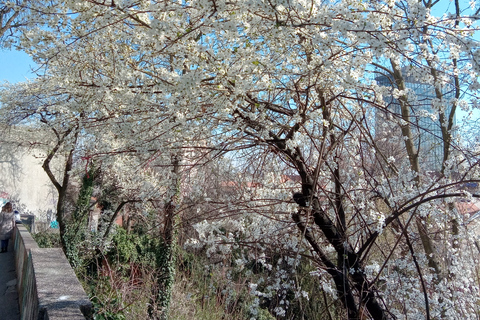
0,202,15,252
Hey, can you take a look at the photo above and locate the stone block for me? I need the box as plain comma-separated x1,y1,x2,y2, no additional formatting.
30,248,93,319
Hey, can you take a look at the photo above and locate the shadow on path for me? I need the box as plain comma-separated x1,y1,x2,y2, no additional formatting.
0,240,20,320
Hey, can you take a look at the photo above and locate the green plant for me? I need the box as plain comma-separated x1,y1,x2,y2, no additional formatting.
64,166,97,268
91,295,127,320
80,227,174,319
32,230,62,248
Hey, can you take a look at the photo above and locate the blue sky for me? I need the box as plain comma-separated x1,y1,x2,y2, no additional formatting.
0,49,36,83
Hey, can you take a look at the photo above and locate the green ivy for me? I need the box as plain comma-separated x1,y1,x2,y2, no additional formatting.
64,165,96,268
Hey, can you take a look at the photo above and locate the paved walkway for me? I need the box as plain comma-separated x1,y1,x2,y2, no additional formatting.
0,240,20,320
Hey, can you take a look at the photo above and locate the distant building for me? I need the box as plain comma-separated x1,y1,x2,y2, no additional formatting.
375,68,455,172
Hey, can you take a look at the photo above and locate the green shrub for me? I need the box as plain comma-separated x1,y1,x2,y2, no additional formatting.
82,227,172,319
32,230,62,248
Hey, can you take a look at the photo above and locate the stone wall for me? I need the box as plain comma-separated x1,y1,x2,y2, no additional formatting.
13,224,93,320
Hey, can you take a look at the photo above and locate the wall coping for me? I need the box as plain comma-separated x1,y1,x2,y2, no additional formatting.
14,224,93,320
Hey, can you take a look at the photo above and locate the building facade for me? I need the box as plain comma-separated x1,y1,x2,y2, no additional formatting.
0,146,57,217
375,69,455,172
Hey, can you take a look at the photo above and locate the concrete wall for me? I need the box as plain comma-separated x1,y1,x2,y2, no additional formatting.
13,224,93,320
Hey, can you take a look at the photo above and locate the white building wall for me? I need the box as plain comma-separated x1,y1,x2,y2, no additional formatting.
0,147,57,216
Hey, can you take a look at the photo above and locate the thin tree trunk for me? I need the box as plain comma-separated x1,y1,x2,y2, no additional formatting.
390,60,442,277
41,127,77,257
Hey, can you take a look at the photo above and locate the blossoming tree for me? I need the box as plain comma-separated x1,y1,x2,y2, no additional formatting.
1,0,480,319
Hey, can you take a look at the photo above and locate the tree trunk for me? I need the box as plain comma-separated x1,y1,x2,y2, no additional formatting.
390,60,442,277
150,153,181,320
41,128,77,259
